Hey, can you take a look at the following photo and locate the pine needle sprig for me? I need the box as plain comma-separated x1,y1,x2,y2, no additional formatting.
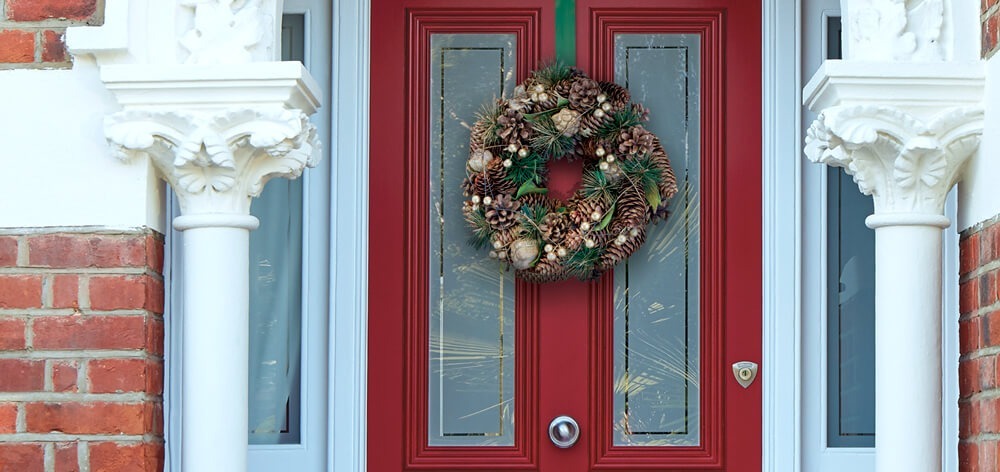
530,117,575,158
564,246,602,279
516,204,549,240
531,61,573,87
581,168,618,203
504,151,548,186
474,100,507,146
465,207,493,250
619,155,663,191
594,105,647,140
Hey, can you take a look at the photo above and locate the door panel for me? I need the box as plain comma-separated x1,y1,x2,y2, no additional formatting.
370,1,760,470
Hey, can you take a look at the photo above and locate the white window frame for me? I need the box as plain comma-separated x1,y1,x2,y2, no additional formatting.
164,1,333,470
797,2,960,471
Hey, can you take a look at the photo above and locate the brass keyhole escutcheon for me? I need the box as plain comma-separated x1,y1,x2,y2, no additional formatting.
738,368,752,381
732,361,758,388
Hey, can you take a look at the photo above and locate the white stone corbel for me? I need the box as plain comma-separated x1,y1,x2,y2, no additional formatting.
806,3,984,470
805,104,983,216
66,1,319,471
105,107,319,215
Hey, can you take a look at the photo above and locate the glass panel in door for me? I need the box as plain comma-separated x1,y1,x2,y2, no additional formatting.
427,33,518,447
611,33,701,447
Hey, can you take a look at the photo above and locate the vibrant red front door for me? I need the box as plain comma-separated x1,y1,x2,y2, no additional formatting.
369,1,761,470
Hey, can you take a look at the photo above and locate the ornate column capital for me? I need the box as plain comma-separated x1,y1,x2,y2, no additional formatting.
106,108,318,216
805,104,982,222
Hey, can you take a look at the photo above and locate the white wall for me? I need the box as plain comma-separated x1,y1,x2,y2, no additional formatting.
959,53,1000,231
0,57,164,232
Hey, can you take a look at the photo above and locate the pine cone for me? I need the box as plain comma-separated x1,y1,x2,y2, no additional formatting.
649,137,679,201
578,108,613,137
469,119,493,154
551,108,581,136
461,175,482,197
496,107,533,147
618,126,655,157
562,228,584,251
492,227,518,248
516,192,556,211
571,139,605,162
549,71,579,98
483,158,517,196
597,225,647,271
539,212,570,244
518,256,565,283
600,82,631,110
569,197,607,226
613,186,651,230
569,78,601,111
485,194,520,230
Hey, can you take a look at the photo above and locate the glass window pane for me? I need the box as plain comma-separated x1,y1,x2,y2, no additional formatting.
612,33,701,447
427,33,518,447
826,168,876,447
247,14,306,445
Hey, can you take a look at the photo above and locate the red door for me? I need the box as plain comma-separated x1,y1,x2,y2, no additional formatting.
369,1,761,470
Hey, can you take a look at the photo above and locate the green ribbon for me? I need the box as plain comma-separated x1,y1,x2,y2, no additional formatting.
555,0,576,66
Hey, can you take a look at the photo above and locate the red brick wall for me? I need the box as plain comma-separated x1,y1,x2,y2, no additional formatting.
985,0,1000,58
0,0,103,68
0,230,164,472
959,215,1000,471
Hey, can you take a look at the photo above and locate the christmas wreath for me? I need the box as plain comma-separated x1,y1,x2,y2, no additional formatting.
462,64,678,283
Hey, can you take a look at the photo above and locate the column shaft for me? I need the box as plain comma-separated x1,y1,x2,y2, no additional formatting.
873,224,943,472
180,223,254,472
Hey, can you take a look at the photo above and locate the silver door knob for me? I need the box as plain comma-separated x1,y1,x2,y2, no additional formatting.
548,415,580,448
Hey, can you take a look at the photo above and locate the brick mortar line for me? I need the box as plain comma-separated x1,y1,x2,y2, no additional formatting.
960,432,1000,443
960,258,1000,282
0,267,156,276
962,214,1000,238
43,442,53,472
0,227,157,237
0,351,162,361
0,434,160,443
960,345,1000,361
78,441,88,472
0,393,159,402
0,309,163,317
32,29,40,63
959,299,1000,321
15,236,28,266
959,388,1000,402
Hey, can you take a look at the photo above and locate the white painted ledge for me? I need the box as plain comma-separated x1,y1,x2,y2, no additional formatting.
101,62,320,112
804,60,985,116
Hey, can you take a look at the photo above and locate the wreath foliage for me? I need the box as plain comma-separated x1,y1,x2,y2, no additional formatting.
462,64,678,283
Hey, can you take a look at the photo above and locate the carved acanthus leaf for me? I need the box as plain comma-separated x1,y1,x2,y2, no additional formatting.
848,0,945,61
804,105,983,215
179,0,272,64
105,108,321,215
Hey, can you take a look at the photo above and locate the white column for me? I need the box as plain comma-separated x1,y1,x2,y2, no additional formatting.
808,2,985,469
175,216,258,472
870,216,947,471
66,1,321,471
105,101,319,471
805,101,982,472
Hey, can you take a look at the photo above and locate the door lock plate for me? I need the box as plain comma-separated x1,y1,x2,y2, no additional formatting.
732,361,758,388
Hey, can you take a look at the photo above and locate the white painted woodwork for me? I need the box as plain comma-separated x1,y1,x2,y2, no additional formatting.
66,2,322,472
805,4,985,467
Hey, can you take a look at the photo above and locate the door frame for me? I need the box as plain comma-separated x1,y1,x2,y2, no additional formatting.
327,0,802,470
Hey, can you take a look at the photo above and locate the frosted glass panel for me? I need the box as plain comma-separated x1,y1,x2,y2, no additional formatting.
826,168,876,447
612,33,701,447
428,34,517,447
